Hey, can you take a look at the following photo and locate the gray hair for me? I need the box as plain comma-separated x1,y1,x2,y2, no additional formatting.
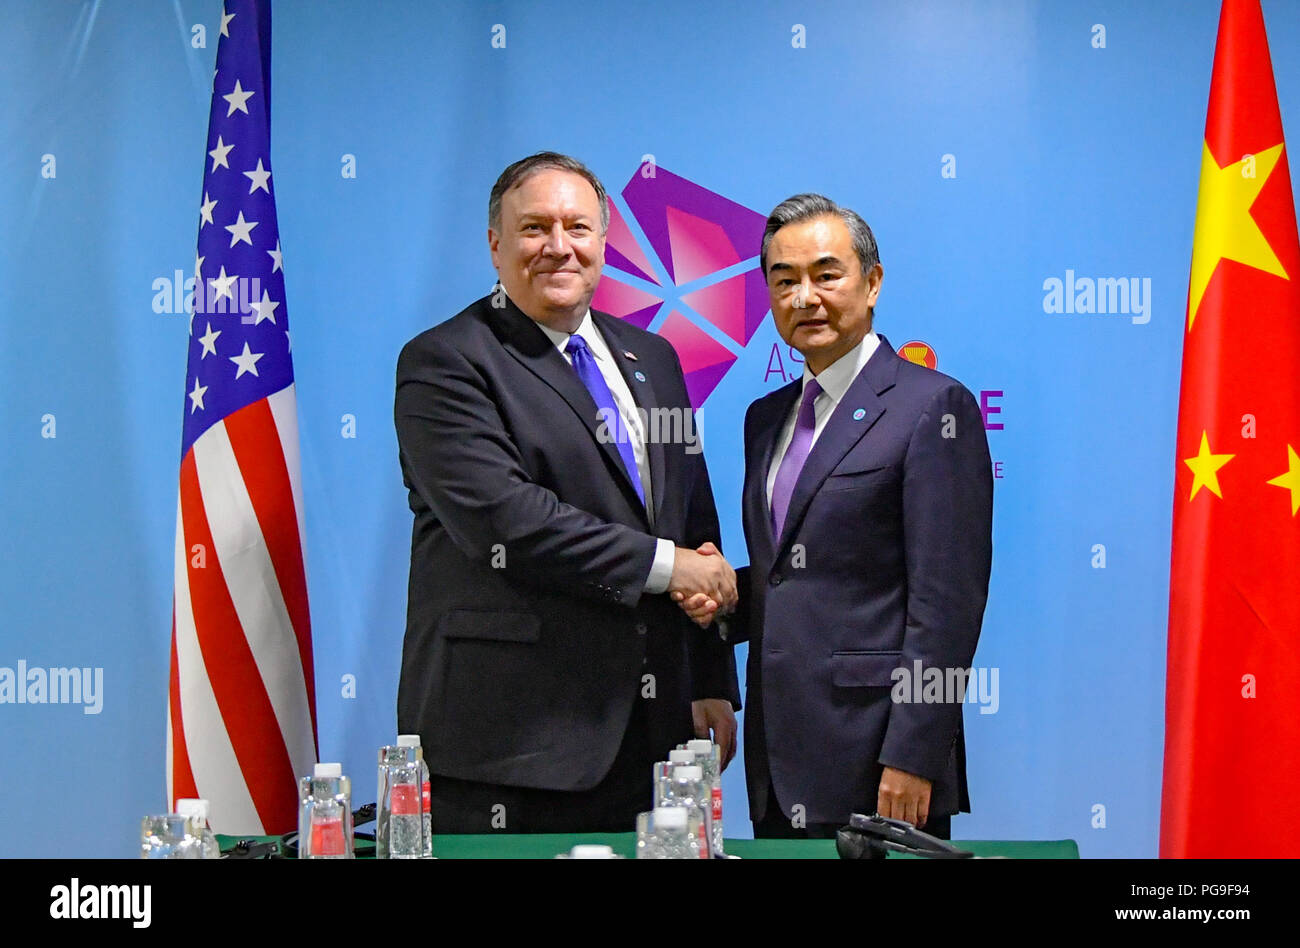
488,151,610,235
760,193,880,278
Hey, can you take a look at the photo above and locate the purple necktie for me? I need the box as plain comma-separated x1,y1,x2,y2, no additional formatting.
566,333,645,506
770,378,822,537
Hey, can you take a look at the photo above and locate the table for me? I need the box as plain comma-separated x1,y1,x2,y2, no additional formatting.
218,833,1079,859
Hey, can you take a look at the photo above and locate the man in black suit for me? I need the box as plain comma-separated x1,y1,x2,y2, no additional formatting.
394,152,739,833
681,194,992,839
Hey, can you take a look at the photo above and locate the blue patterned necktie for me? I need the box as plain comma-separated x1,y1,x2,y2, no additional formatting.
565,333,645,506
770,378,823,537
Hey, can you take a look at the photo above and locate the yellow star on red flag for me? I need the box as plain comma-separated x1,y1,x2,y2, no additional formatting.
1266,444,1300,515
1183,430,1235,500
1187,141,1290,330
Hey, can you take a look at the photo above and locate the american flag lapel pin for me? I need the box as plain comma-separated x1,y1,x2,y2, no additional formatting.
622,350,638,361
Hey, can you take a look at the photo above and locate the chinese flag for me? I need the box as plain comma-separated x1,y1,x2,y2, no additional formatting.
1162,0,1300,857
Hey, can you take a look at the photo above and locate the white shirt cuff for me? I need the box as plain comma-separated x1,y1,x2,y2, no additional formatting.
643,538,676,594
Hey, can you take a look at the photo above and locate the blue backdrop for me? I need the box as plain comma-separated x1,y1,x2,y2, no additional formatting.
4,0,1297,857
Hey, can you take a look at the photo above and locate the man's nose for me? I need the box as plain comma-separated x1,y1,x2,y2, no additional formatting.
542,223,569,256
795,277,821,309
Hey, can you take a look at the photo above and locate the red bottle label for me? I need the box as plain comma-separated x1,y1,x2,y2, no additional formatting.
310,815,345,856
711,786,722,822
391,783,420,816
422,780,431,815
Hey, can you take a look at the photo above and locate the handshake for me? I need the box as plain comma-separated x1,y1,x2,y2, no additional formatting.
667,542,737,629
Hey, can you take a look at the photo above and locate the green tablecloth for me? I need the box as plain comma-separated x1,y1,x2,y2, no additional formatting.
218,832,1078,859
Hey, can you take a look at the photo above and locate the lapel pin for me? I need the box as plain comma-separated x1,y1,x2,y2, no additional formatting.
622,350,638,361
634,371,647,382
853,408,866,420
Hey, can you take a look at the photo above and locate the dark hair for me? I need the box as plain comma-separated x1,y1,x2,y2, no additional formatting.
488,152,610,234
760,193,880,277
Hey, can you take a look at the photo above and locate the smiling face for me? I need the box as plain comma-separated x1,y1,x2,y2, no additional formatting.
765,214,883,376
488,168,606,332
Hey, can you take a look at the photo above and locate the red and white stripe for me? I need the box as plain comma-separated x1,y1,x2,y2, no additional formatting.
168,384,317,835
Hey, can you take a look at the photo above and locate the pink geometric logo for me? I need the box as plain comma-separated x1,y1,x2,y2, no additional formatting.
592,165,770,407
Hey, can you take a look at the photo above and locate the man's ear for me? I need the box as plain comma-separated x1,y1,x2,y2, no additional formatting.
866,263,884,307
488,228,500,270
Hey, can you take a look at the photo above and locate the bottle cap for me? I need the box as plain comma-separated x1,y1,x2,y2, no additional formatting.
674,765,703,781
668,749,695,764
397,734,421,748
569,845,616,859
653,807,688,829
686,739,713,753
175,798,209,823
314,762,342,779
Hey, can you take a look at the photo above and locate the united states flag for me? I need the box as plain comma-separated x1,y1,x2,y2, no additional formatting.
169,0,317,834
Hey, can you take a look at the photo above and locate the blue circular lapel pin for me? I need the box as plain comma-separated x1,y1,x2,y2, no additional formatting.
853,408,866,420
635,371,646,382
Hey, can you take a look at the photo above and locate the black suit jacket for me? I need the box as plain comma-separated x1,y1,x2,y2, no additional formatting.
394,294,739,791
731,335,992,824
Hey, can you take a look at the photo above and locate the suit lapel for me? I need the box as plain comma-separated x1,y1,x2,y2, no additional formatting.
747,379,801,555
594,312,667,526
491,298,646,518
773,336,901,557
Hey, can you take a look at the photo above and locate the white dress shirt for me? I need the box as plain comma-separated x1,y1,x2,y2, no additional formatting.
534,310,676,594
766,331,881,509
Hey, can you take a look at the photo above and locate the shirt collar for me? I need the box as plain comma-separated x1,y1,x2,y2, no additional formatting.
530,307,599,357
801,329,880,404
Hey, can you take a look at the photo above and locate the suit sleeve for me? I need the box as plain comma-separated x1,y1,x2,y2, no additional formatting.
877,382,993,781
395,332,658,608
717,565,751,646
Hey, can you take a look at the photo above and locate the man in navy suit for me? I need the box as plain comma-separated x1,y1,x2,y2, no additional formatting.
394,153,739,833
681,194,992,839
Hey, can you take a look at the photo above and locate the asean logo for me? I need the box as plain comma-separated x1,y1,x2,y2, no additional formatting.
591,163,770,407
898,340,937,369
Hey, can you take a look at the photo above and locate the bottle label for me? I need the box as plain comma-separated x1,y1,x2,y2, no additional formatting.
422,780,431,815
711,786,722,822
310,815,345,856
391,783,420,816
698,824,709,859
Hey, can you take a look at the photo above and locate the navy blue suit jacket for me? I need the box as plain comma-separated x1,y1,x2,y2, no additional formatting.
732,335,992,825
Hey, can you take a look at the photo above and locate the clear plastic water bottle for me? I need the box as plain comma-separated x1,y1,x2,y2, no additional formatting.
387,755,423,859
174,798,220,859
635,807,701,859
299,762,353,859
659,764,711,858
686,738,725,857
376,745,404,859
668,748,696,767
651,760,676,806
139,814,202,859
397,734,433,858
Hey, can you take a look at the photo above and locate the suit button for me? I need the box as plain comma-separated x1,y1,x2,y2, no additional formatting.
635,622,648,636
770,573,783,586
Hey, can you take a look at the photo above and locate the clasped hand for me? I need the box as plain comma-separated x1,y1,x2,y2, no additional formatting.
667,542,736,628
